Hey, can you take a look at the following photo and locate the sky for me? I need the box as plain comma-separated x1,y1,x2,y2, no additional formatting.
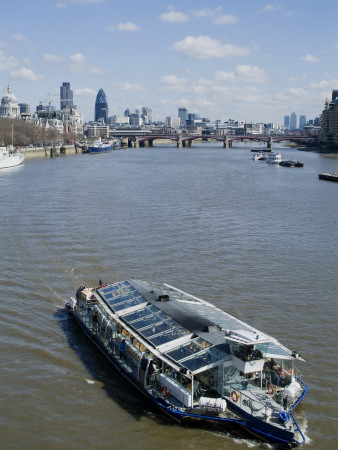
1,0,337,124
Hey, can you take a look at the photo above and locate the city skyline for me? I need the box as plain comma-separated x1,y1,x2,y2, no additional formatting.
1,1,337,123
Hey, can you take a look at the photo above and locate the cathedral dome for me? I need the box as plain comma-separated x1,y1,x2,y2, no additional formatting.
0,83,20,118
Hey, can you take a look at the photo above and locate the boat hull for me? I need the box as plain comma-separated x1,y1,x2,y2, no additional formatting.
88,145,112,153
318,172,338,182
67,306,301,448
0,153,24,169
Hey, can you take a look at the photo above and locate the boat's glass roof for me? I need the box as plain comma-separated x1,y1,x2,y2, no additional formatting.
164,337,229,372
98,281,148,312
97,280,296,371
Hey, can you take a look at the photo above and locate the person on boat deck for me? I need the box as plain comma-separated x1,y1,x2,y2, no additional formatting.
120,339,126,360
193,381,201,399
140,353,148,371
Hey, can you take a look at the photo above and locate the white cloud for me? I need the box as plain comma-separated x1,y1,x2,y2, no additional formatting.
215,66,268,83
258,4,282,13
214,71,236,82
300,54,321,63
69,53,103,73
309,78,338,89
191,6,223,18
161,75,188,85
105,22,140,31
10,67,44,81
12,34,30,43
117,82,145,92
284,88,308,97
171,36,250,60
74,88,97,96
43,53,65,62
0,50,18,71
214,15,238,25
235,65,268,83
159,10,189,23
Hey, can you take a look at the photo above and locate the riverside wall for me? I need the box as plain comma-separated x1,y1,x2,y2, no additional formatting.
21,145,78,159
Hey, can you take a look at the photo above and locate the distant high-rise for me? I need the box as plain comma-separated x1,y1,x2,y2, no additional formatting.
95,88,108,123
142,107,152,124
178,107,188,127
332,90,338,101
299,115,306,130
60,82,73,111
290,112,297,130
284,115,290,129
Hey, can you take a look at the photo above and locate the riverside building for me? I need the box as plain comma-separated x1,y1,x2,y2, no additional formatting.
320,90,338,148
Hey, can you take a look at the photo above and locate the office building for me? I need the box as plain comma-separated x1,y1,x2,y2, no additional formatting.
284,115,290,129
178,107,188,127
60,82,73,111
165,117,181,128
95,88,108,123
142,107,152,124
299,115,306,130
290,112,297,130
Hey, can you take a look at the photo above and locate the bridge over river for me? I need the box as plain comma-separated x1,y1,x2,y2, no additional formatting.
109,131,316,149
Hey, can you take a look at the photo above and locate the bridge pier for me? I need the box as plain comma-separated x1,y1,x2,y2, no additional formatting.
177,138,183,148
223,136,232,148
267,137,273,149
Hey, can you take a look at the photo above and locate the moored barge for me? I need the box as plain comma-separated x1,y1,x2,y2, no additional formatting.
66,279,308,447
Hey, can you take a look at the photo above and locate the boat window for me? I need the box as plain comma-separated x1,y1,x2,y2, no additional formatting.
165,337,212,362
130,311,168,330
254,342,291,359
113,296,147,312
180,346,229,372
149,328,186,347
122,305,159,323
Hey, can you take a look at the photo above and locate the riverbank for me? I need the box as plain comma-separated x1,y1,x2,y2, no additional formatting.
21,145,78,159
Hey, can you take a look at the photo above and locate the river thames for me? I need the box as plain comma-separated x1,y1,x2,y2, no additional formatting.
0,142,337,449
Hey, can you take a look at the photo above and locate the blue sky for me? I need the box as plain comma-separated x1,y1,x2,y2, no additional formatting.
1,0,337,124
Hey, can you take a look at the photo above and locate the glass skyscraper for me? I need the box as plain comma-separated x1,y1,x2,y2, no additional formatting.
290,112,297,130
60,82,73,111
95,88,108,123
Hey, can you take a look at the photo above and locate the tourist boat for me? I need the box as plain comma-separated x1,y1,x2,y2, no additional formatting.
88,137,112,153
66,279,308,447
0,146,24,169
252,152,268,161
318,172,338,182
267,152,282,164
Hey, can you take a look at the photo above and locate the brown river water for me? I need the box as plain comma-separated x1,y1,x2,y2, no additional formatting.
0,143,337,449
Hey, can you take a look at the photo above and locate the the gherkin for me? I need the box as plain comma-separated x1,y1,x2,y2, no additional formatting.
95,88,108,123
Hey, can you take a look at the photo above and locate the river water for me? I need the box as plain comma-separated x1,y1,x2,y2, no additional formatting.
1,142,337,449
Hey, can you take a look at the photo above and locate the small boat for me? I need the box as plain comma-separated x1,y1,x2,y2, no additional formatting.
279,160,304,168
66,279,308,447
252,152,267,161
267,153,282,164
0,146,24,169
318,172,338,182
88,137,112,153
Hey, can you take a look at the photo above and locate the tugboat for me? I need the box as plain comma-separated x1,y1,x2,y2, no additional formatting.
66,279,308,447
